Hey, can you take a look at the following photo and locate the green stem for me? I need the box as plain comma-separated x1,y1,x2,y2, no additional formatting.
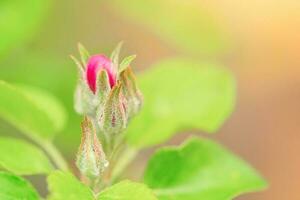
42,141,69,171
111,147,138,183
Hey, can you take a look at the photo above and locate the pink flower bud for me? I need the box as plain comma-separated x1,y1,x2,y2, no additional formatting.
86,55,117,93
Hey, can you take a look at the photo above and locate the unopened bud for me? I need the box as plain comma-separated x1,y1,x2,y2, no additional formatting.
98,83,127,135
73,47,116,117
86,55,117,93
72,44,143,149
119,67,143,119
76,117,108,179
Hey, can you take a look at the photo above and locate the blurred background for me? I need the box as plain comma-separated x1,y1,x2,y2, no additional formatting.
0,0,299,199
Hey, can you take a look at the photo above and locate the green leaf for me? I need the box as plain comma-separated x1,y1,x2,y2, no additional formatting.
144,137,267,200
0,137,54,175
97,180,157,200
47,171,94,200
109,0,229,55
0,81,66,141
119,55,137,73
0,53,80,155
0,171,40,200
126,59,235,148
0,0,50,57
16,84,68,134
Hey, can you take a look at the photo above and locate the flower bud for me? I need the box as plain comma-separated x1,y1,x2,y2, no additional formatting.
98,83,127,135
86,55,117,93
119,67,143,119
72,43,143,146
76,117,108,179
73,52,116,116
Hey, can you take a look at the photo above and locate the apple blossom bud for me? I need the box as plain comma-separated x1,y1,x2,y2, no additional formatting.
72,43,143,149
73,53,116,116
86,55,117,93
119,67,143,119
76,117,108,179
98,83,127,135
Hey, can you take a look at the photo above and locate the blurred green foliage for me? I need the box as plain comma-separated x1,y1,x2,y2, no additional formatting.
126,59,235,148
0,0,50,57
0,137,53,175
16,84,67,135
110,0,229,55
0,54,80,155
0,81,61,140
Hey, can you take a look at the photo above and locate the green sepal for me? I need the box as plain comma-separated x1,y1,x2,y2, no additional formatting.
110,42,123,71
119,55,136,73
70,55,85,72
74,78,96,116
78,43,90,66
96,70,111,104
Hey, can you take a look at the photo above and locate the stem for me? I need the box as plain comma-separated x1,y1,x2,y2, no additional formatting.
110,147,137,183
28,134,69,171
42,141,69,171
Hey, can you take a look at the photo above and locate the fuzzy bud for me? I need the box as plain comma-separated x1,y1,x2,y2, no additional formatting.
72,43,143,149
119,67,143,119
86,55,117,93
76,117,108,179
72,44,116,117
98,83,127,135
